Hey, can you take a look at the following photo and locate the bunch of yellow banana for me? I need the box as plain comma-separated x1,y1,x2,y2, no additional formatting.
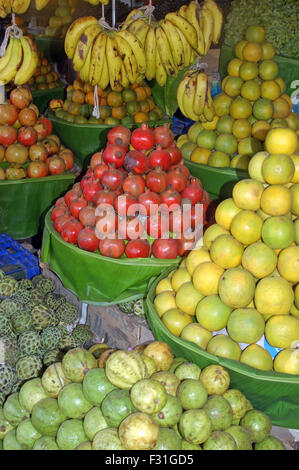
0,0,49,17
64,16,146,91
0,35,39,85
176,69,216,122
83,0,109,5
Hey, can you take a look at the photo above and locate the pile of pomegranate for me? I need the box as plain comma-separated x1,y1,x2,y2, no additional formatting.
52,123,212,260
0,86,74,180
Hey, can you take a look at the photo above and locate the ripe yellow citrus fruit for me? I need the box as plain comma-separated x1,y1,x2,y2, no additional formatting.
216,115,234,134
227,308,265,344
223,76,244,97
208,151,230,168
252,98,274,121
272,97,291,119
175,282,204,316
162,308,193,336
196,294,232,331
213,93,233,117
260,80,281,101
255,276,294,316
285,113,299,132
232,178,264,211
154,291,177,318
171,268,192,292
187,122,203,143
295,284,299,310
230,154,251,170
227,58,243,77
240,79,261,101
191,147,211,165
230,210,263,245
210,234,244,269
186,247,211,276
176,134,189,149
218,266,256,309
290,183,299,216
181,142,197,160
248,151,269,182
251,120,271,141
265,315,299,349
215,133,238,154
259,60,279,80
180,323,212,349
262,215,295,250
196,130,217,150
280,93,293,109
215,198,242,231
242,242,277,278
240,344,273,371
239,62,259,81
275,77,286,94
192,261,224,296
203,223,230,249
238,136,262,156
242,42,263,62
273,348,299,375
260,184,292,216
261,42,275,60
246,25,265,43
262,152,295,183
277,246,299,283
155,278,173,296
234,39,248,60
207,334,242,361
290,153,299,183
232,119,252,139
230,96,252,120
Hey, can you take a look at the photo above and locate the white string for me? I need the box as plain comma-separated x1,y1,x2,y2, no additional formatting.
0,17,23,58
92,85,100,119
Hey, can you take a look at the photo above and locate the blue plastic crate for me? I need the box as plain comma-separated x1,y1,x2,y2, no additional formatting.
0,233,40,280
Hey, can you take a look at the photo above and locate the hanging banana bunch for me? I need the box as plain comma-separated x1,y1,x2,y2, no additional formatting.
0,0,50,17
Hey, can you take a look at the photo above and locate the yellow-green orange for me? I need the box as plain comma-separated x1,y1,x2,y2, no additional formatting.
254,276,294,315
248,151,269,182
265,315,299,349
240,344,273,371
242,242,277,278
295,284,299,310
207,334,242,361
223,76,244,97
192,261,224,296
208,151,230,168
154,291,177,318
227,58,243,77
218,267,256,309
171,269,192,292
238,137,262,156
260,80,281,101
215,133,238,154
162,309,193,336
180,323,212,350
175,282,204,316
260,185,292,216
186,247,211,276
261,42,275,60
230,154,251,170
210,234,244,269
231,210,263,245
187,122,203,144
232,119,252,139
235,39,248,59
232,179,264,211
262,153,295,184
227,308,265,344
252,98,274,121
203,224,230,249
265,128,298,156
216,115,234,134
196,130,217,150
215,198,242,231
230,97,252,120
246,25,265,43
213,93,233,117
290,183,299,216
262,216,295,249
290,153,299,183
242,42,263,62
155,277,173,295
195,295,232,332
240,79,261,101
277,246,299,283
239,62,259,81
181,142,197,160
274,348,299,375
251,120,271,141
259,60,279,80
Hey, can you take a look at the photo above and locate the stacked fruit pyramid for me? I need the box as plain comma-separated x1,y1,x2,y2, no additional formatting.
178,25,299,169
153,127,299,374
49,77,165,125
27,50,61,91
51,123,212,259
0,86,75,180
0,341,286,450
0,270,94,406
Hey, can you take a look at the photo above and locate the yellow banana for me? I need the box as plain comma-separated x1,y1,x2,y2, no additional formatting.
204,0,223,44
155,26,177,78
0,6,7,18
175,26,192,68
155,46,167,87
144,26,156,81
14,36,39,85
176,70,196,119
186,1,205,56
161,20,184,70
72,23,102,72
79,38,93,82
0,37,22,84
183,73,202,121
178,4,188,19
127,19,149,47
106,35,122,91
64,16,98,59
123,9,144,26
0,38,14,74
120,61,130,88
98,54,109,90
165,12,198,50
1,0,11,15
193,72,208,116
203,85,216,121
11,0,31,14
35,0,50,10
117,29,146,75
89,32,107,86
114,33,137,84
200,3,214,55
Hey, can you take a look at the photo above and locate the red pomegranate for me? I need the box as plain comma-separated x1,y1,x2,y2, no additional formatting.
78,205,96,227
0,103,18,125
61,219,84,244
152,238,179,259
167,167,188,193
70,197,88,219
99,237,125,258
47,155,66,176
130,123,155,151
101,167,124,191
102,143,127,168
89,152,103,169
181,178,204,205
10,87,32,110
107,126,131,148
123,150,149,175
27,160,48,178
95,207,118,239
54,214,74,233
38,116,52,136
77,227,99,252
33,120,48,141
146,211,170,239
59,150,74,171
145,168,168,194
122,174,145,198
153,123,174,148
83,180,103,202
125,239,151,258
92,189,116,207
17,126,37,146
51,205,69,222
64,189,80,207
138,190,161,216
114,193,138,217
0,125,17,146
118,216,146,240
166,143,182,166
160,189,181,211
148,146,171,171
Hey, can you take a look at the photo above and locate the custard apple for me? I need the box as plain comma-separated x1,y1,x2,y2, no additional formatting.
0,313,14,337
18,330,41,356
56,301,79,325
43,349,63,367
44,292,65,312
40,327,63,351
0,363,17,394
0,276,18,297
29,289,45,304
31,305,54,331
17,279,33,291
72,324,93,345
0,336,19,365
11,311,33,334
59,333,80,350
118,300,135,314
0,298,20,317
11,289,32,306
16,355,43,381
35,277,56,294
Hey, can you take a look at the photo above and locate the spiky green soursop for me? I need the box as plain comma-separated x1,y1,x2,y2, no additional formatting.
43,349,63,367
40,327,63,352
31,305,56,331
0,313,14,337
72,324,93,345
18,330,41,356
0,336,19,365
56,301,79,325
43,293,65,312
133,299,145,317
16,355,43,381
0,363,17,394
0,298,20,317
0,276,18,297
10,311,33,334
118,300,135,314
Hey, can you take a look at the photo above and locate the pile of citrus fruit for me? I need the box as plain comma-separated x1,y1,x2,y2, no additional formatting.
49,77,165,126
177,25,299,170
153,126,299,375
27,49,61,91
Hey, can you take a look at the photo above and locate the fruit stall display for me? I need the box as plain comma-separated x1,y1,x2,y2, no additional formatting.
0,86,78,239
177,26,299,174
145,128,299,428
41,123,214,304
0,340,287,450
